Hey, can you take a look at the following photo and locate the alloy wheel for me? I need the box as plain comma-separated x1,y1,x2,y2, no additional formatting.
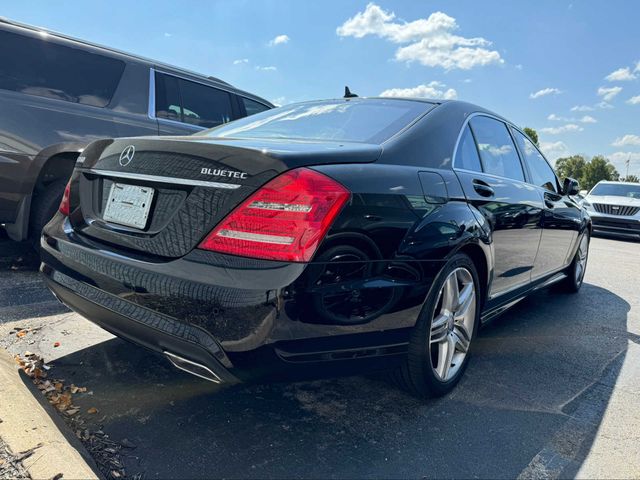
575,234,589,284
429,267,476,382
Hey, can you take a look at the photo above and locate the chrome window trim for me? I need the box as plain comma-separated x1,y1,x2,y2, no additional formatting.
77,168,242,190
147,67,156,119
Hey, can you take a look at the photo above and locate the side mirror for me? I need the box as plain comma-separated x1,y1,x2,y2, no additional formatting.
563,177,580,196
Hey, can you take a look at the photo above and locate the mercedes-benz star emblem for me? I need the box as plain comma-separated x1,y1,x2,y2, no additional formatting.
119,145,135,167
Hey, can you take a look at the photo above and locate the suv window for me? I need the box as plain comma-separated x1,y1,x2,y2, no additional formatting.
513,130,558,192
469,116,524,182
242,97,270,116
155,72,233,128
0,30,125,108
455,125,482,172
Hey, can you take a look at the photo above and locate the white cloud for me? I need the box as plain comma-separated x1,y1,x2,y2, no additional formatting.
627,95,640,105
530,87,562,99
233,58,249,65
539,124,583,135
596,101,614,109
515,64,523,70
570,105,594,112
612,134,640,147
255,65,277,71
271,97,286,107
463,78,472,83
379,81,457,99
547,113,567,121
268,34,290,46
605,67,637,82
336,3,503,70
597,86,622,101
541,141,570,160
609,152,640,174
636,61,640,73
547,113,597,124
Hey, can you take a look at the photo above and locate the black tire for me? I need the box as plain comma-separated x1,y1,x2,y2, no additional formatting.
393,253,481,399
559,231,590,293
28,179,67,247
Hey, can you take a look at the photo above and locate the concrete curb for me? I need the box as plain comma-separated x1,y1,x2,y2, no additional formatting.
0,348,99,480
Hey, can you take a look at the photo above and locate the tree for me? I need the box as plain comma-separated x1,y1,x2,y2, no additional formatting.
621,175,640,183
555,155,586,182
581,155,619,190
523,127,539,147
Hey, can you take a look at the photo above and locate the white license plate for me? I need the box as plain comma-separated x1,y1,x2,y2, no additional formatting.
103,183,154,229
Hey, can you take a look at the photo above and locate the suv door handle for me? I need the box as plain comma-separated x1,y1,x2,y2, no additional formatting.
472,179,495,197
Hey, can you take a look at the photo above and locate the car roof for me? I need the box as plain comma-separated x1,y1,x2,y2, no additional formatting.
0,17,274,107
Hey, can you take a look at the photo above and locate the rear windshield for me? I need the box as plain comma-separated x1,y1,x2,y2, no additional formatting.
200,99,434,144
590,183,640,199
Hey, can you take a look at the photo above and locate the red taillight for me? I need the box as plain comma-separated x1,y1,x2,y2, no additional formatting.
59,181,71,216
199,168,350,262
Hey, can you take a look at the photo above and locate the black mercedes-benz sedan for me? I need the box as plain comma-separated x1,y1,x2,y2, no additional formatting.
40,97,591,398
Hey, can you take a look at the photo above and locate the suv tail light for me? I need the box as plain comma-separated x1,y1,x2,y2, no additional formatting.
199,168,350,262
59,181,72,216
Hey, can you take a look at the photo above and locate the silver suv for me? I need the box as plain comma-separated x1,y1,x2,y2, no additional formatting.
0,18,272,243
583,181,640,240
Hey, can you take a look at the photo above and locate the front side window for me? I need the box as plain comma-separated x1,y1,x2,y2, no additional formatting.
242,97,270,116
0,30,124,107
469,116,524,182
155,72,233,128
455,125,482,172
201,99,434,144
513,130,558,192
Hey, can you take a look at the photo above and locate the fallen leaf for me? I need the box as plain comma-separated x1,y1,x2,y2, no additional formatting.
16,330,27,338
87,407,98,414
120,438,136,449
53,342,60,348
66,408,80,416
54,382,63,392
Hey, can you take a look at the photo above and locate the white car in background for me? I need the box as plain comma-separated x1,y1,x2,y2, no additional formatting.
583,181,640,240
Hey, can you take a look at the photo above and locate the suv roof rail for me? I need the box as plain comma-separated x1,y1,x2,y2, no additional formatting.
0,17,234,90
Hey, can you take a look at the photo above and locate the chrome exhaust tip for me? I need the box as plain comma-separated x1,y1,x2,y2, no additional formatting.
164,351,223,384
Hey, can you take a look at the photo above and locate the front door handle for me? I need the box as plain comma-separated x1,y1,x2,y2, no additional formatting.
472,179,495,197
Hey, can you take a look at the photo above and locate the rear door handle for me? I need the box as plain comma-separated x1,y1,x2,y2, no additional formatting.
472,179,494,197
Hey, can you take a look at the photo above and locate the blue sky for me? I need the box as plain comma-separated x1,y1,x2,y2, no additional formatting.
5,0,640,175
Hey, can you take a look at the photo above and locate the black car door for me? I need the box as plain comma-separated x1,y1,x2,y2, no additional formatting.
511,129,581,278
454,116,544,297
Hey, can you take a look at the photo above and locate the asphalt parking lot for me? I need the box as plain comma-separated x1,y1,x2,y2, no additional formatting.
0,231,639,479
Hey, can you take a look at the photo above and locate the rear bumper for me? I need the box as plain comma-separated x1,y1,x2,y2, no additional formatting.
589,212,640,239
41,216,429,382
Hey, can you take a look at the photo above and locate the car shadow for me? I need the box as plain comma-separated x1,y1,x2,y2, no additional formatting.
0,236,69,323
31,283,630,479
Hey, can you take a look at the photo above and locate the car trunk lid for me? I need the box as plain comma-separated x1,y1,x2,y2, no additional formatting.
70,136,380,258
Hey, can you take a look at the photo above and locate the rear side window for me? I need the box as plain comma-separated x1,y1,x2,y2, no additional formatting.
513,130,558,192
469,116,524,182
0,30,124,107
455,125,482,172
155,72,233,128
242,97,270,116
